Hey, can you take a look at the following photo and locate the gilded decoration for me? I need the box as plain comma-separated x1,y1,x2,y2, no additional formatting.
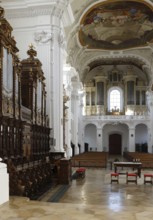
79,0,153,50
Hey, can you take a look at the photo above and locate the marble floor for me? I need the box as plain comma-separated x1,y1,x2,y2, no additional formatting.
1,161,153,219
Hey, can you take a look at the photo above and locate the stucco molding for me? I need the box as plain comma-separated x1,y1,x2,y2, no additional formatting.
76,53,151,82
34,31,53,44
2,0,70,19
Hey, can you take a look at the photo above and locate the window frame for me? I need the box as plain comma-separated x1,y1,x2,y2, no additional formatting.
107,87,123,112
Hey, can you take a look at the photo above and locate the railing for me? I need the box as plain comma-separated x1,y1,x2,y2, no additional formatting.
83,115,150,121
84,105,148,117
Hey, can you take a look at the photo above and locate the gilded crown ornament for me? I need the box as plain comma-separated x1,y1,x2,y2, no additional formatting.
27,43,37,58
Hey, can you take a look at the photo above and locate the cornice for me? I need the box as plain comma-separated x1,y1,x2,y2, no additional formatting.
4,7,55,19
67,41,152,70
1,0,67,9
1,0,56,11
1,0,70,19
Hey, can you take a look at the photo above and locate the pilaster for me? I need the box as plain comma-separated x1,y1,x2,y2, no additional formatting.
146,90,153,152
128,127,135,152
34,11,67,152
71,79,81,155
78,94,84,153
63,69,74,157
97,127,103,151
50,19,64,152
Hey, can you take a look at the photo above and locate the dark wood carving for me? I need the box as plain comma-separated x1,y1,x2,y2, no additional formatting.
0,6,51,161
0,7,59,201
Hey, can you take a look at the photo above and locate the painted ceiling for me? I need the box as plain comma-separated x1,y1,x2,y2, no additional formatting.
79,0,153,50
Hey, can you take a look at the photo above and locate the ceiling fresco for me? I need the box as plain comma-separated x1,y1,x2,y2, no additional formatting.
79,0,153,50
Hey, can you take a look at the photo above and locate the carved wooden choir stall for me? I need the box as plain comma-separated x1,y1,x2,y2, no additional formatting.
0,6,68,200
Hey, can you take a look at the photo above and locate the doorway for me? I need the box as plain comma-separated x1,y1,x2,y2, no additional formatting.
84,143,89,152
71,142,75,157
109,134,122,155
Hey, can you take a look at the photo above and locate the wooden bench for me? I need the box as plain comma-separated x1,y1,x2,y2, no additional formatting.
71,152,108,168
124,152,153,169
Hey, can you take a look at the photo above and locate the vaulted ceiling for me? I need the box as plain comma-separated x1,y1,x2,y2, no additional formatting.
67,0,153,86
1,0,153,87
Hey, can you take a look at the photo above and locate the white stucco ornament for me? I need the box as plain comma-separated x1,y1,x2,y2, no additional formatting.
34,31,53,44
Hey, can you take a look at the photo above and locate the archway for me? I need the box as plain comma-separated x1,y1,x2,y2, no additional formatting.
109,133,122,155
103,123,128,154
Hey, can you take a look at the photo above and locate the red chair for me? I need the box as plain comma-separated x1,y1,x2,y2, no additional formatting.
111,173,119,184
144,174,153,184
76,168,86,178
126,173,137,184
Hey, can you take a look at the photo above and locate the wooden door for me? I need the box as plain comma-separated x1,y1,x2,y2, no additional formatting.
109,134,122,155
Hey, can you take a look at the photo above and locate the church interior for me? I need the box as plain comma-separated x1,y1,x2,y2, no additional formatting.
1,0,153,219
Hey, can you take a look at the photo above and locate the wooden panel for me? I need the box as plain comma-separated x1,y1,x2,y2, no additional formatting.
109,134,121,155
59,158,71,185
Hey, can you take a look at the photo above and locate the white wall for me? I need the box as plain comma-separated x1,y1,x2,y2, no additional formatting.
7,15,51,59
135,124,148,144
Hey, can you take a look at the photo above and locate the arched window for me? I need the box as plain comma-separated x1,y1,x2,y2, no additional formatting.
110,90,120,111
108,87,123,112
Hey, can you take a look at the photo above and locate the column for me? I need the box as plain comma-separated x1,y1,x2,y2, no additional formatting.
63,86,70,157
50,22,64,152
63,67,76,158
71,79,80,155
147,126,152,153
80,128,85,153
78,94,84,154
72,94,79,155
65,85,72,158
146,90,153,153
